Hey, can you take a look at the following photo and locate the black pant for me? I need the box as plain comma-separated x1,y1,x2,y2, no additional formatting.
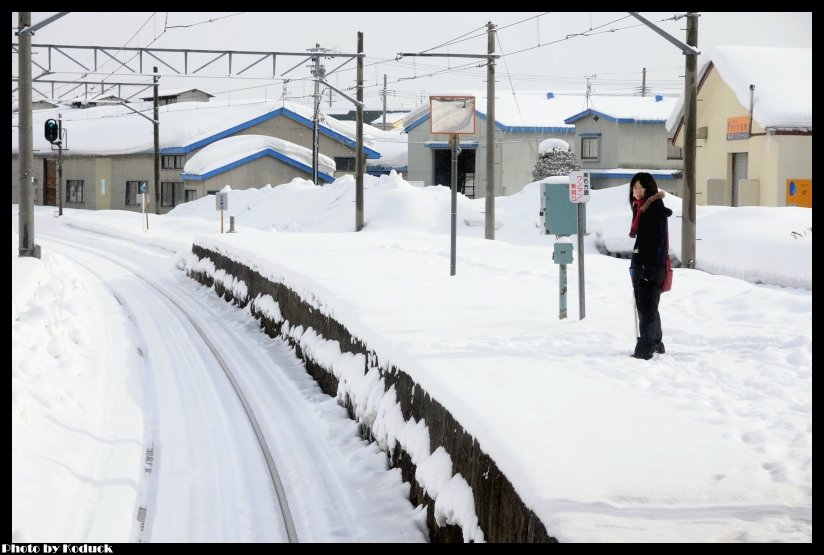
632,266,665,356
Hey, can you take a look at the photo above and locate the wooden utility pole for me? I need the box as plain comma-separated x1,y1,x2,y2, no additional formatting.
485,22,496,240
681,14,698,269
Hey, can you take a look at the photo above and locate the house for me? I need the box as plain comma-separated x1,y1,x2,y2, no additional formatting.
563,94,682,193
403,91,681,198
11,99,382,213
140,88,214,106
181,135,336,198
669,46,812,207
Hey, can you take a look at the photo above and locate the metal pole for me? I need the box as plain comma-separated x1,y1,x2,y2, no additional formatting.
153,66,160,214
450,134,459,276
355,32,364,231
58,113,63,216
682,14,698,269
17,12,36,258
577,203,585,319
485,21,496,240
559,264,567,319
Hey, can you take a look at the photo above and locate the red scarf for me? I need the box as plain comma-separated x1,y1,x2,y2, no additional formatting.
629,197,645,238
629,192,665,238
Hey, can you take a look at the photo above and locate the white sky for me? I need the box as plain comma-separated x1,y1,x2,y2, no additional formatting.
12,12,812,111
12,172,812,542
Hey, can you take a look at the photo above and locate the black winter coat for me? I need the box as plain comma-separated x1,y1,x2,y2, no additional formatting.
630,198,672,281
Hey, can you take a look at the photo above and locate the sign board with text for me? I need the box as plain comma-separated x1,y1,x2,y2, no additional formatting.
726,116,750,140
215,192,228,211
568,171,591,203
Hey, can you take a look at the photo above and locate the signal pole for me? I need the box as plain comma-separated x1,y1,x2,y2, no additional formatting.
58,113,63,216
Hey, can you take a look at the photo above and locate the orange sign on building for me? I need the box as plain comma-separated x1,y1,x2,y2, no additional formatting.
786,179,812,208
726,116,750,140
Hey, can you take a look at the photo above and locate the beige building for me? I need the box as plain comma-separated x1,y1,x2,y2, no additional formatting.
670,46,812,207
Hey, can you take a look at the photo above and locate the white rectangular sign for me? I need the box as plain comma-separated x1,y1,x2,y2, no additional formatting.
569,171,591,203
215,192,228,211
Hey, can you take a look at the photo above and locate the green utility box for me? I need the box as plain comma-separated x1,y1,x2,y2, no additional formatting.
540,181,585,236
552,242,573,265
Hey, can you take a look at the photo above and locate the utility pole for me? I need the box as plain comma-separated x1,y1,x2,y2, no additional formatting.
628,12,700,269
355,32,364,231
17,12,36,257
15,12,67,257
682,14,698,268
381,74,387,129
641,67,647,97
57,113,63,216
585,75,595,108
153,66,160,215
311,44,323,185
485,21,496,240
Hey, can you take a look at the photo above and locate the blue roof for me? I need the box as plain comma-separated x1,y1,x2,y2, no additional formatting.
564,109,666,125
180,147,335,183
162,106,380,159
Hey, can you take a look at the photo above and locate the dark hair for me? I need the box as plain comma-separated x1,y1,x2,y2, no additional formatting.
628,172,659,205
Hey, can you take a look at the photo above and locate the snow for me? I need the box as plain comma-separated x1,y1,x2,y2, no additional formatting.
182,134,335,177
404,91,678,130
707,46,812,130
666,46,812,134
538,138,571,154
11,171,812,542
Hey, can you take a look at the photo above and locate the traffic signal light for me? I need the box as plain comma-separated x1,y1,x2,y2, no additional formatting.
44,119,59,143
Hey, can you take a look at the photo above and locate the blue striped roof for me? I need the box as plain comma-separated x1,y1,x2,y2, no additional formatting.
180,147,335,183
162,106,380,159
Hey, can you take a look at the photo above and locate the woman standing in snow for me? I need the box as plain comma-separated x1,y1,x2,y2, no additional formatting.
628,172,672,360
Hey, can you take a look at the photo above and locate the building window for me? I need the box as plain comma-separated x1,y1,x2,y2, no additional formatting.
667,141,683,160
125,181,142,205
581,136,600,160
66,180,84,203
162,155,185,169
161,182,180,207
334,157,356,172
158,97,177,106
185,189,197,202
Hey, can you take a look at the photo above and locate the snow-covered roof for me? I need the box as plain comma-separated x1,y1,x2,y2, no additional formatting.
369,111,410,126
403,91,676,133
668,46,812,134
564,95,676,124
139,87,214,100
11,99,382,159
181,135,336,183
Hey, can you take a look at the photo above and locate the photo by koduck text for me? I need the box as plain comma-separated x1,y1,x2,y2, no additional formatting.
2,545,113,554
